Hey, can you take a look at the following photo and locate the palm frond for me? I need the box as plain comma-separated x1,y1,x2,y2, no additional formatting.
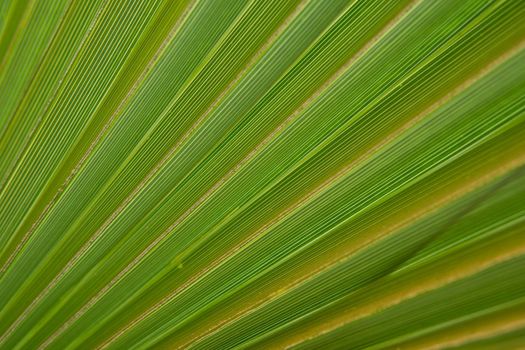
0,0,524,349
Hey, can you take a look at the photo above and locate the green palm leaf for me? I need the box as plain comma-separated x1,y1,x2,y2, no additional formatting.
0,0,524,349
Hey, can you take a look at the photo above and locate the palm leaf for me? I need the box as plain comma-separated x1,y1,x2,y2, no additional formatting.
0,0,524,349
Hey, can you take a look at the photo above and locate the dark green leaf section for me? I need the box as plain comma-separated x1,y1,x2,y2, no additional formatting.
298,253,525,350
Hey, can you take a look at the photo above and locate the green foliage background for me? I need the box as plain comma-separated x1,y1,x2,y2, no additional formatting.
0,0,524,349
